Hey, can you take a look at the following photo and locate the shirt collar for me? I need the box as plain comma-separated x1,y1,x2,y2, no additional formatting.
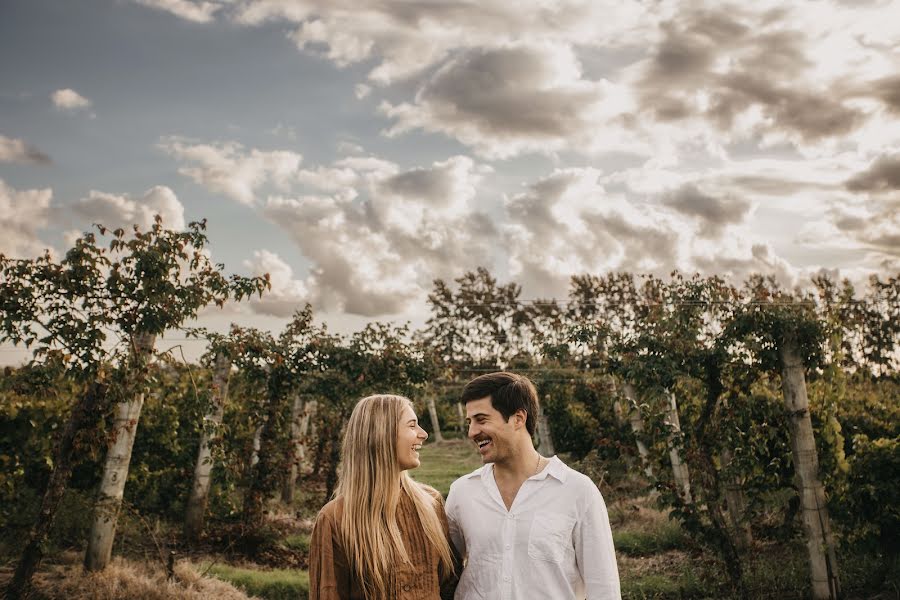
464,456,567,483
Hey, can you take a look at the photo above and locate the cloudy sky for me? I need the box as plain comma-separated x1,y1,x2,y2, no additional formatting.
1,0,899,362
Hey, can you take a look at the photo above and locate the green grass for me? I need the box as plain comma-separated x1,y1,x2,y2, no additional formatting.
204,563,309,600
614,521,686,556
622,571,705,599
282,532,310,552
413,439,484,496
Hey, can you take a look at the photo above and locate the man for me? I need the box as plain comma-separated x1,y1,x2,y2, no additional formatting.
445,372,621,600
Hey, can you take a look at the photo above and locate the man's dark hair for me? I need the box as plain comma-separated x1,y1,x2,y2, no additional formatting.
461,372,539,436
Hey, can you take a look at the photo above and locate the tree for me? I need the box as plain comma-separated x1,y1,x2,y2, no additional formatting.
1,218,268,596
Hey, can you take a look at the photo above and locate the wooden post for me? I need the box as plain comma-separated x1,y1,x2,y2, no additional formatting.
282,392,309,503
426,391,444,442
665,390,692,503
184,352,231,541
85,332,156,571
622,382,653,477
780,336,840,599
720,448,752,549
536,398,555,456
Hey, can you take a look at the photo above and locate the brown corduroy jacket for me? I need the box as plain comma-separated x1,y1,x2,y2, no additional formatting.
309,485,459,600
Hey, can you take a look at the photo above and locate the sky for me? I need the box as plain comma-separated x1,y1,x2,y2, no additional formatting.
1,0,899,364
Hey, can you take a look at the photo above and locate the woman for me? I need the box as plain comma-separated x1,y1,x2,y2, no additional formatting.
309,394,458,600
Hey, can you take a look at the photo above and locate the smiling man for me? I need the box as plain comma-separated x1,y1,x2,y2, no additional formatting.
445,372,621,600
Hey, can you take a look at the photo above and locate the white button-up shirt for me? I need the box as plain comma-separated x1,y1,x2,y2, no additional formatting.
445,456,621,600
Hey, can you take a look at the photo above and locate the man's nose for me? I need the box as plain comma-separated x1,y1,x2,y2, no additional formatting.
467,423,478,439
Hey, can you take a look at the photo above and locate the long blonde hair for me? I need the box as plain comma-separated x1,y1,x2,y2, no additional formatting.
335,394,454,599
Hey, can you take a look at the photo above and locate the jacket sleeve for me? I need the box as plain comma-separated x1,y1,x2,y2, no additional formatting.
431,489,461,600
309,505,352,600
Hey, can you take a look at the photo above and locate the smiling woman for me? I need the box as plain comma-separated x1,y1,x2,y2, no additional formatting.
308,394,459,600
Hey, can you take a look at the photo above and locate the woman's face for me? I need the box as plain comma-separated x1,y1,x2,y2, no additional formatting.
396,403,428,471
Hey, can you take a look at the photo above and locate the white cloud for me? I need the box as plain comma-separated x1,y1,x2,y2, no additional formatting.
0,134,50,165
502,168,687,296
0,179,53,258
242,249,310,317
51,88,92,112
233,0,650,84
261,155,494,315
160,137,303,205
132,0,225,23
73,186,186,231
381,42,636,159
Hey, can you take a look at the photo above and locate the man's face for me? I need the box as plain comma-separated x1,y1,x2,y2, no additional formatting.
466,396,518,464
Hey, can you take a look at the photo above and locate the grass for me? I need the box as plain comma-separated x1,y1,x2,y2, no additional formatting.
0,553,253,600
621,570,706,599
413,439,484,496
614,521,686,556
204,563,309,600
282,533,310,553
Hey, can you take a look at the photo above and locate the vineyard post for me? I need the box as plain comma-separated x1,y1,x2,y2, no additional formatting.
184,350,232,542
282,392,307,503
665,390,692,504
299,399,318,474
84,332,156,571
780,334,841,599
425,387,444,442
720,448,752,549
621,382,653,477
535,395,555,455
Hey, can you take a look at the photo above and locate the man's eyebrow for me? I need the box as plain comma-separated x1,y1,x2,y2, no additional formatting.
466,412,489,420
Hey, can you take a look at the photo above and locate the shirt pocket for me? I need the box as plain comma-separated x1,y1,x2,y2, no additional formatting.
527,512,575,563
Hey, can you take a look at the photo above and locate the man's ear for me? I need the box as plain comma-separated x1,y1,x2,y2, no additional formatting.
513,409,528,430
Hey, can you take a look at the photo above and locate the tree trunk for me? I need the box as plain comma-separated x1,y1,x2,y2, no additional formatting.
456,402,466,435
282,393,311,504
622,382,653,477
5,380,109,600
184,352,231,542
536,398,555,455
84,332,155,572
720,448,752,548
426,391,444,442
780,337,840,600
665,390,692,503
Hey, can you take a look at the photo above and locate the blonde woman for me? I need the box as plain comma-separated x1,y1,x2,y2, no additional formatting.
309,394,458,600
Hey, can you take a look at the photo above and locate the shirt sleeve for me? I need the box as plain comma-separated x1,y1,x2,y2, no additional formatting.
309,506,351,600
573,480,622,600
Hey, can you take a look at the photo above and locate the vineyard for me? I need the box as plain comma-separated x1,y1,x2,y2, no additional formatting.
1,219,898,599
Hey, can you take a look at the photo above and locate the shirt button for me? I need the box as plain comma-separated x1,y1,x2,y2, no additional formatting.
507,514,514,519
402,583,411,591
504,575,511,582
505,543,511,549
